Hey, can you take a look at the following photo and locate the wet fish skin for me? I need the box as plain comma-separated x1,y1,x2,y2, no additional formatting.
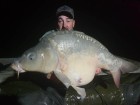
11,30,139,99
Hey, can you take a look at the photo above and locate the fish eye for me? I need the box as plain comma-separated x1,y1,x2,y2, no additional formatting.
27,53,36,60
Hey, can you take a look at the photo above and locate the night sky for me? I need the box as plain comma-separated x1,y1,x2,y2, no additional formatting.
1,0,140,61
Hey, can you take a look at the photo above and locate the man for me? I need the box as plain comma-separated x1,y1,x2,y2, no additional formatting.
40,5,75,40
56,5,75,31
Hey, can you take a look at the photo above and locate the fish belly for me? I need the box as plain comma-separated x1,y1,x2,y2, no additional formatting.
63,53,98,86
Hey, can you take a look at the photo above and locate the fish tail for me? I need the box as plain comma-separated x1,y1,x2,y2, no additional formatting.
119,57,140,73
120,59,139,74
110,58,139,88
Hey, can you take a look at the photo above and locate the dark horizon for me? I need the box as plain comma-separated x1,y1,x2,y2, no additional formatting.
1,0,140,61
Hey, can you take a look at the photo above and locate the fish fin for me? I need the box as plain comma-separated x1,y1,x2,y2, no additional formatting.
120,59,139,74
110,70,121,88
46,72,53,79
72,85,86,100
54,70,71,88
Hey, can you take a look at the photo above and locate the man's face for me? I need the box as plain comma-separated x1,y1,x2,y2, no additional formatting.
57,15,75,31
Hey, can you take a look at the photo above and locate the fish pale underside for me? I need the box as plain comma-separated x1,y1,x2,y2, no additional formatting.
11,30,139,99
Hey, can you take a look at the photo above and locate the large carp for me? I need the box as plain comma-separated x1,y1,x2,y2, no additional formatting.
11,30,139,99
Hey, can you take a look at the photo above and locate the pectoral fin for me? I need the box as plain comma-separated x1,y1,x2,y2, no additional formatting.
110,70,121,88
54,70,71,88
47,72,53,79
72,85,86,100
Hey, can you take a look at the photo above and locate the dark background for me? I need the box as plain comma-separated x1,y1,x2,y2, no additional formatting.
1,0,140,61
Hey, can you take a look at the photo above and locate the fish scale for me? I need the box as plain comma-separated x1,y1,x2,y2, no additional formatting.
11,30,139,100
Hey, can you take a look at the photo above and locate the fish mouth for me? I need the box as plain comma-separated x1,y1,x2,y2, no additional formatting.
11,61,25,78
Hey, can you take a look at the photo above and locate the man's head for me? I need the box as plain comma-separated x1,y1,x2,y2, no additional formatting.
56,5,75,31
